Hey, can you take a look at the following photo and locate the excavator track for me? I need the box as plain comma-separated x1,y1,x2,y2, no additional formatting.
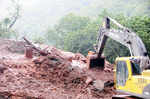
112,95,143,99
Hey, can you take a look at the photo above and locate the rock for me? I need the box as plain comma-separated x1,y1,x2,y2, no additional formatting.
11,96,23,99
86,77,93,85
0,95,7,99
93,80,104,91
0,65,7,73
71,60,86,69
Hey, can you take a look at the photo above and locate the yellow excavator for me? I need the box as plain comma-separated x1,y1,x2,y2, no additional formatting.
87,17,150,99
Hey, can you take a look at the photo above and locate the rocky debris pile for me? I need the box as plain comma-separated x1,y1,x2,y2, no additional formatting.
31,47,116,98
0,39,27,54
32,55,87,94
0,39,116,99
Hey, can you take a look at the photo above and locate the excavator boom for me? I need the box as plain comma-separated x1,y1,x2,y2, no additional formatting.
88,17,149,70
97,17,148,57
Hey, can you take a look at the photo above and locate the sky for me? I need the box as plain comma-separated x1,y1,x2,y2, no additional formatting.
0,0,91,36
0,0,149,38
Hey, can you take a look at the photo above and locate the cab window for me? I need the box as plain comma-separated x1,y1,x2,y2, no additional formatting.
131,61,141,75
116,61,128,86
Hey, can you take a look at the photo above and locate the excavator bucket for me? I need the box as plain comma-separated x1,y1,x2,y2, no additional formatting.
87,51,105,69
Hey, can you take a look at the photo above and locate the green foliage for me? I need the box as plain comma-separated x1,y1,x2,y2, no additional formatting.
80,0,150,17
64,22,99,55
45,29,59,46
3,18,11,28
55,13,90,33
32,36,45,44
104,15,150,63
46,13,91,48
46,12,150,63
0,20,18,39
127,16,150,56
104,39,130,63
0,21,9,38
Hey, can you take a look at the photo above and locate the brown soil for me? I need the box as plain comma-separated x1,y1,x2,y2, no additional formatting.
0,39,116,99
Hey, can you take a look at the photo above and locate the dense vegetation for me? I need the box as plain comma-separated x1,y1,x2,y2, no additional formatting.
46,13,150,63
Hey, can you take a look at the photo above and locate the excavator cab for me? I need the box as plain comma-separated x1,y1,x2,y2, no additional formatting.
114,57,150,99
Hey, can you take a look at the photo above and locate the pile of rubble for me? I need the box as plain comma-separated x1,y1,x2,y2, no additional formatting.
0,39,116,99
32,50,116,98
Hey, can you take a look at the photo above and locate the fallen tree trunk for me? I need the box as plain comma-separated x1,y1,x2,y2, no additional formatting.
23,37,48,56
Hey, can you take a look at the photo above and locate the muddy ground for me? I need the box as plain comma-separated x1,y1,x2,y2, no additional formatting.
0,39,116,99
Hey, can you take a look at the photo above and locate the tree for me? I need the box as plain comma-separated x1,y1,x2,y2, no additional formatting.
127,16,150,56
46,12,150,63
104,39,130,63
45,29,60,46
0,0,21,39
8,0,21,29
63,22,99,55
46,13,90,49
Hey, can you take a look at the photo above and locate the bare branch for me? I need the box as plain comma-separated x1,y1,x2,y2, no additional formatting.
8,0,21,29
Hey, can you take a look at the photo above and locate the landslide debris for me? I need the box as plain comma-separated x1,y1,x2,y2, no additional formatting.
0,39,116,99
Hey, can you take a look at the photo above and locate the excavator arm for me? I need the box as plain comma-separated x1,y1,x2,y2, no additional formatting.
96,17,148,57
88,17,149,70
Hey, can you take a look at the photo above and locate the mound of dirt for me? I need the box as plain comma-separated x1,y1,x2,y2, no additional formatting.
0,39,116,99
0,39,26,54
31,51,116,98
